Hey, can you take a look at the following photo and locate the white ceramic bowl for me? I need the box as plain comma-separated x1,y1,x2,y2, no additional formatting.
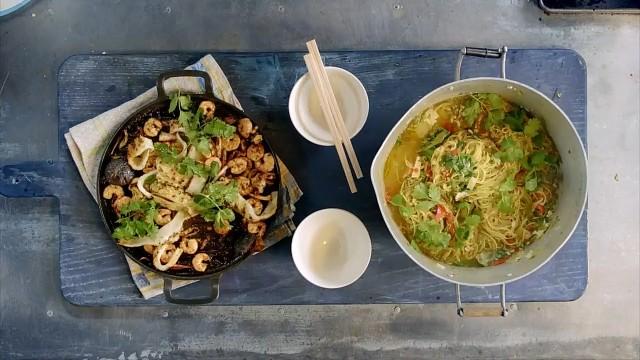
291,209,371,288
289,67,369,146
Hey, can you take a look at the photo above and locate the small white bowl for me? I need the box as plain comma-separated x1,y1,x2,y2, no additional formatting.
291,209,371,289
289,67,369,146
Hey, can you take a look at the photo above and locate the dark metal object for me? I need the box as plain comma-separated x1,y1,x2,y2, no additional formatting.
95,69,283,304
539,0,640,14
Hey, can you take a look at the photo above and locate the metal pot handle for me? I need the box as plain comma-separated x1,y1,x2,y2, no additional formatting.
455,283,512,317
156,69,214,99
163,274,221,305
455,46,508,81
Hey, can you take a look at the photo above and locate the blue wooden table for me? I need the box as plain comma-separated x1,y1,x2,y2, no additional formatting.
0,49,587,306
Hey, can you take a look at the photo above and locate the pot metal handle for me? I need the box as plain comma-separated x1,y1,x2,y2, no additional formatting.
455,283,511,317
156,69,214,99
455,46,508,81
163,274,221,305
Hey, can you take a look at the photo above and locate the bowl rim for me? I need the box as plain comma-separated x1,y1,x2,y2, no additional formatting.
291,208,372,288
370,76,588,287
288,66,369,146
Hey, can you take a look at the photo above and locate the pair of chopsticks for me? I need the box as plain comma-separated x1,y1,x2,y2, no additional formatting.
303,40,363,193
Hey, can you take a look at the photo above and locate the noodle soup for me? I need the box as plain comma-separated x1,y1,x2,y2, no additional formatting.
384,93,560,267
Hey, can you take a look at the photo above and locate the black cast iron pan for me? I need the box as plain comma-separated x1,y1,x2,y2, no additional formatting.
96,70,284,304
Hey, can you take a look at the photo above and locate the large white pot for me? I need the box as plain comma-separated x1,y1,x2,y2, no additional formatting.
370,51,587,298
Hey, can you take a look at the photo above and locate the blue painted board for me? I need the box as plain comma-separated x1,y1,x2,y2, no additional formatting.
0,50,588,305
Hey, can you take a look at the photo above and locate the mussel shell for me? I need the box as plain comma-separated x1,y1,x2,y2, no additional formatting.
103,158,135,186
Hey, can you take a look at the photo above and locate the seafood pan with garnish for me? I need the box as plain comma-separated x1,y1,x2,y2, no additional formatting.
97,70,283,303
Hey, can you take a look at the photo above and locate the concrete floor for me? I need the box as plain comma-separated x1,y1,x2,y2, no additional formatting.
0,0,639,359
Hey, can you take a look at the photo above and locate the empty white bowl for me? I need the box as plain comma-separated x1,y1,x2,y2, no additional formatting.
291,209,371,288
289,67,369,146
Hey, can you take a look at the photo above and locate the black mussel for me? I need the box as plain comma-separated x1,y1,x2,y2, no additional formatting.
103,157,135,186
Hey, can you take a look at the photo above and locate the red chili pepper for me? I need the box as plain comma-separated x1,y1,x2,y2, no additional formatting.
490,257,508,266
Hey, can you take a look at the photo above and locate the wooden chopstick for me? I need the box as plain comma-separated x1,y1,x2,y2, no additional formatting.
306,40,364,179
303,54,358,193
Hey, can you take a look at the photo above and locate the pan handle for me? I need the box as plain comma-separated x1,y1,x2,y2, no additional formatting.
455,46,508,81
455,283,512,317
156,70,214,99
162,274,221,305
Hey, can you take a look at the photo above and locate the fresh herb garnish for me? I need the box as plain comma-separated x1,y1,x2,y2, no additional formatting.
202,118,236,139
419,127,450,159
169,92,236,155
153,143,217,178
497,174,516,214
455,214,481,247
504,107,526,132
495,137,524,162
192,181,239,224
524,118,542,138
442,154,474,178
415,219,451,248
461,93,505,129
112,199,159,240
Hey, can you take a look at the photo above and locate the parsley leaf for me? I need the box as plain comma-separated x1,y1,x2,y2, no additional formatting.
498,193,513,214
202,118,236,139
495,137,524,162
525,171,538,192
112,199,159,240
504,108,526,132
462,98,482,126
524,118,542,138
499,174,517,192
419,128,450,159
428,184,441,202
412,183,430,200
485,109,506,129
154,143,180,165
192,181,239,224
442,154,474,178
455,214,481,248
415,219,451,248
177,157,209,177
391,194,415,218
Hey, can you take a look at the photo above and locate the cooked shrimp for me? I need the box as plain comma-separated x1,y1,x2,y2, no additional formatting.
192,253,210,272
247,198,264,215
143,244,155,254
238,118,253,138
235,176,251,196
247,221,267,238
228,157,250,175
214,221,232,236
247,143,265,162
113,196,132,214
256,153,275,173
222,134,241,151
179,238,198,255
199,101,215,119
143,118,162,137
154,208,172,226
103,184,124,200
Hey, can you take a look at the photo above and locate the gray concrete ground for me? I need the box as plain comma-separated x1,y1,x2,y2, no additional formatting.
0,0,638,359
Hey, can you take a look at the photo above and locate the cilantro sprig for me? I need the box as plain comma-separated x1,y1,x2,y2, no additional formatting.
192,181,239,226
168,93,236,155
112,199,159,240
442,153,474,178
419,127,450,160
153,143,219,178
495,137,524,163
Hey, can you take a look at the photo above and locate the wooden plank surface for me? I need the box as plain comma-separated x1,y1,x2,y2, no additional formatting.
0,49,588,306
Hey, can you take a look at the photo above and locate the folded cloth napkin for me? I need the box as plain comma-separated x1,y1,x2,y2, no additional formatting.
65,55,302,299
